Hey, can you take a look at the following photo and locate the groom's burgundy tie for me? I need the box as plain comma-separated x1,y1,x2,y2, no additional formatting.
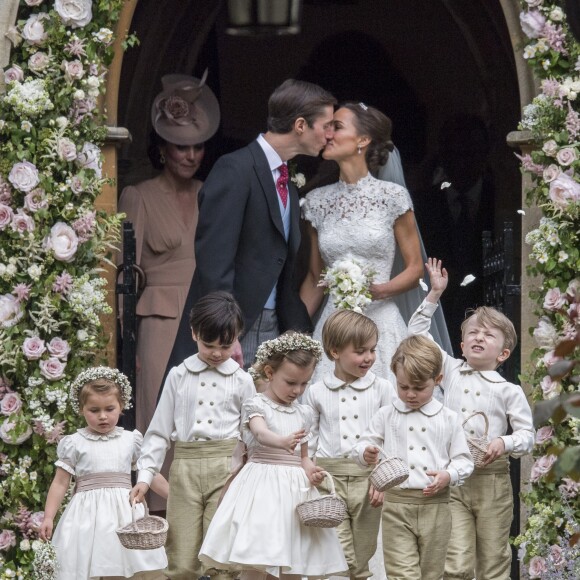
276,163,289,208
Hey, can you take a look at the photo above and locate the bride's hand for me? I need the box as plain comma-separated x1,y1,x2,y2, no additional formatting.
369,282,390,301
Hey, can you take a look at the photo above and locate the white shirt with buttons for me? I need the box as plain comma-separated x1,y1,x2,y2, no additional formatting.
304,371,396,459
408,299,535,456
137,354,256,485
352,398,474,488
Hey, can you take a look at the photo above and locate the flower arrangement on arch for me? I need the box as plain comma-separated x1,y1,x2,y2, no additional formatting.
318,255,375,314
516,1,580,578
0,1,134,577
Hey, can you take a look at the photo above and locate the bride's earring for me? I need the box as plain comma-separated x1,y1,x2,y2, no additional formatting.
357,145,362,155
159,151,166,164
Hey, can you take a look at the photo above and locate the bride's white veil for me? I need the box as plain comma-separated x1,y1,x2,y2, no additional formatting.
377,147,454,355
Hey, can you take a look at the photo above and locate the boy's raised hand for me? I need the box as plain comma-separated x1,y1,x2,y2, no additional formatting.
425,258,448,303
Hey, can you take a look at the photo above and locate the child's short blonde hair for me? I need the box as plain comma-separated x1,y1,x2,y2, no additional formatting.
321,310,379,360
390,336,442,385
461,306,517,352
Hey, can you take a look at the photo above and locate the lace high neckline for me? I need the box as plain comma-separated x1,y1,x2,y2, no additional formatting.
338,173,373,189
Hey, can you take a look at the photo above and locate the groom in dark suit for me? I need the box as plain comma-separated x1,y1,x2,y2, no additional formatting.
165,79,336,370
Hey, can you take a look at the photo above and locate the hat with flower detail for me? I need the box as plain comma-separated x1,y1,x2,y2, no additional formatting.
151,69,220,146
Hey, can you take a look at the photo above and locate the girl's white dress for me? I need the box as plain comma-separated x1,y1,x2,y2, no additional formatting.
52,427,167,579
302,174,413,383
199,393,348,578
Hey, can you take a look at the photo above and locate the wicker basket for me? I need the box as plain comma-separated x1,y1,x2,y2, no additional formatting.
462,411,490,468
116,500,168,550
369,448,409,492
296,471,347,528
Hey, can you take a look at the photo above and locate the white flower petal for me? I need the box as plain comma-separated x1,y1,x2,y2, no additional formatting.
440,181,452,189
460,274,476,287
419,279,428,291
517,209,526,215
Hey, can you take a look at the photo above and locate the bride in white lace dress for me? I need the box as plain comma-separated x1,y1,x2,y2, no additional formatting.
301,102,424,384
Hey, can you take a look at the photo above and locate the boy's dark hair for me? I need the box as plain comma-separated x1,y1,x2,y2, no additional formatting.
267,79,336,134
189,291,244,345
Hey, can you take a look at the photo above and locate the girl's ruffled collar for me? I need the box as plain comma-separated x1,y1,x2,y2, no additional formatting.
77,426,124,440
257,393,296,414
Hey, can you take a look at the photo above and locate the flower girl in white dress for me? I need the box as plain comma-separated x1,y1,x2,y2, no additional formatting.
40,367,168,580
199,333,348,579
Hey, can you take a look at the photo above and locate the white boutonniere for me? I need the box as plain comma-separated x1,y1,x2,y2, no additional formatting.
291,172,306,188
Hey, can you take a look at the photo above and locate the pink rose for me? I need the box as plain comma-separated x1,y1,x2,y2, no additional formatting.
535,425,554,445
542,139,559,157
57,137,77,162
550,545,564,569
520,10,546,39
24,188,48,213
0,294,24,328
21,13,49,46
540,375,560,399
559,477,580,498
0,529,16,551
39,357,66,381
47,337,70,360
543,164,561,183
543,287,567,311
69,174,85,195
549,174,580,210
62,59,84,82
0,204,14,230
528,555,547,578
0,393,22,416
533,317,558,349
55,0,93,28
28,51,50,73
10,209,35,235
44,222,79,262
0,418,33,444
22,336,46,360
530,454,557,482
8,161,40,193
566,279,580,301
556,147,578,166
542,350,562,368
27,511,44,533
161,96,190,123
4,65,24,84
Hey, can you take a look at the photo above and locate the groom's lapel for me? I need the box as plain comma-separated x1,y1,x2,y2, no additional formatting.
249,141,285,238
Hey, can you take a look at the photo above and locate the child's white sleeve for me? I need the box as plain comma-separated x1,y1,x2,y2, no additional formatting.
302,385,320,457
447,413,475,486
351,408,387,468
55,435,76,475
408,299,439,338
500,385,535,457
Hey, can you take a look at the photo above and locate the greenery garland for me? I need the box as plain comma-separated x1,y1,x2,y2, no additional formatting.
515,1,580,578
0,1,130,577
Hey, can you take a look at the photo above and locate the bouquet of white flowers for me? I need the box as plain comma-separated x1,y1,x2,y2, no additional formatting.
318,255,375,313
32,540,59,579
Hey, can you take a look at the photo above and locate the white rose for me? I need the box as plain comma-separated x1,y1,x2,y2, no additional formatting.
19,539,30,552
21,121,32,133
57,137,77,162
85,75,100,97
62,59,84,83
550,7,564,22
0,294,24,328
21,13,49,46
525,0,543,7
25,0,45,5
76,329,89,342
28,52,50,73
5,25,22,48
55,0,93,28
533,317,558,349
8,161,40,192
94,27,113,43
542,139,559,157
27,264,42,280
556,147,578,167
45,222,79,262
4,65,24,84
76,142,102,178
520,10,546,39
73,89,85,100
56,116,69,129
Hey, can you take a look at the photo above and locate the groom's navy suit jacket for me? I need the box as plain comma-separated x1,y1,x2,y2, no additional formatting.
164,139,312,373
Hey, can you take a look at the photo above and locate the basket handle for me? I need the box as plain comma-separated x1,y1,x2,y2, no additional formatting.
377,446,395,463
462,411,489,437
130,498,149,529
321,471,336,496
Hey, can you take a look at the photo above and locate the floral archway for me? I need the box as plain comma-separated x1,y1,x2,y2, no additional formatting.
0,1,128,576
0,0,578,578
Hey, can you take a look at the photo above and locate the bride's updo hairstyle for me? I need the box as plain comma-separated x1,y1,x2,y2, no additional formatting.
341,102,395,174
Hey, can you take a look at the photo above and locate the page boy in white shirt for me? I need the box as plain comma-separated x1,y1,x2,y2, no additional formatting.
408,258,534,580
303,310,396,579
353,335,473,580
131,292,255,580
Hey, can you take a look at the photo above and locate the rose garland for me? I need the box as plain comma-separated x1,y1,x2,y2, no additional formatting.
516,1,580,578
0,1,131,577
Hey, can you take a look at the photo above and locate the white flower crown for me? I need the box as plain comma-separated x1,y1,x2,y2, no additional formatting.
69,366,132,413
254,333,323,365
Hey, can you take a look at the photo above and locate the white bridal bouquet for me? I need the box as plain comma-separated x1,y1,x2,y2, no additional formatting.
318,255,375,313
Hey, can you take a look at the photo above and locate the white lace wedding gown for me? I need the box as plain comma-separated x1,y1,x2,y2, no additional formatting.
303,173,413,386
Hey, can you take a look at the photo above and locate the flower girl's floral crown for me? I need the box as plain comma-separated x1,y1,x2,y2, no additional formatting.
254,333,323,365
70,366,132,413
